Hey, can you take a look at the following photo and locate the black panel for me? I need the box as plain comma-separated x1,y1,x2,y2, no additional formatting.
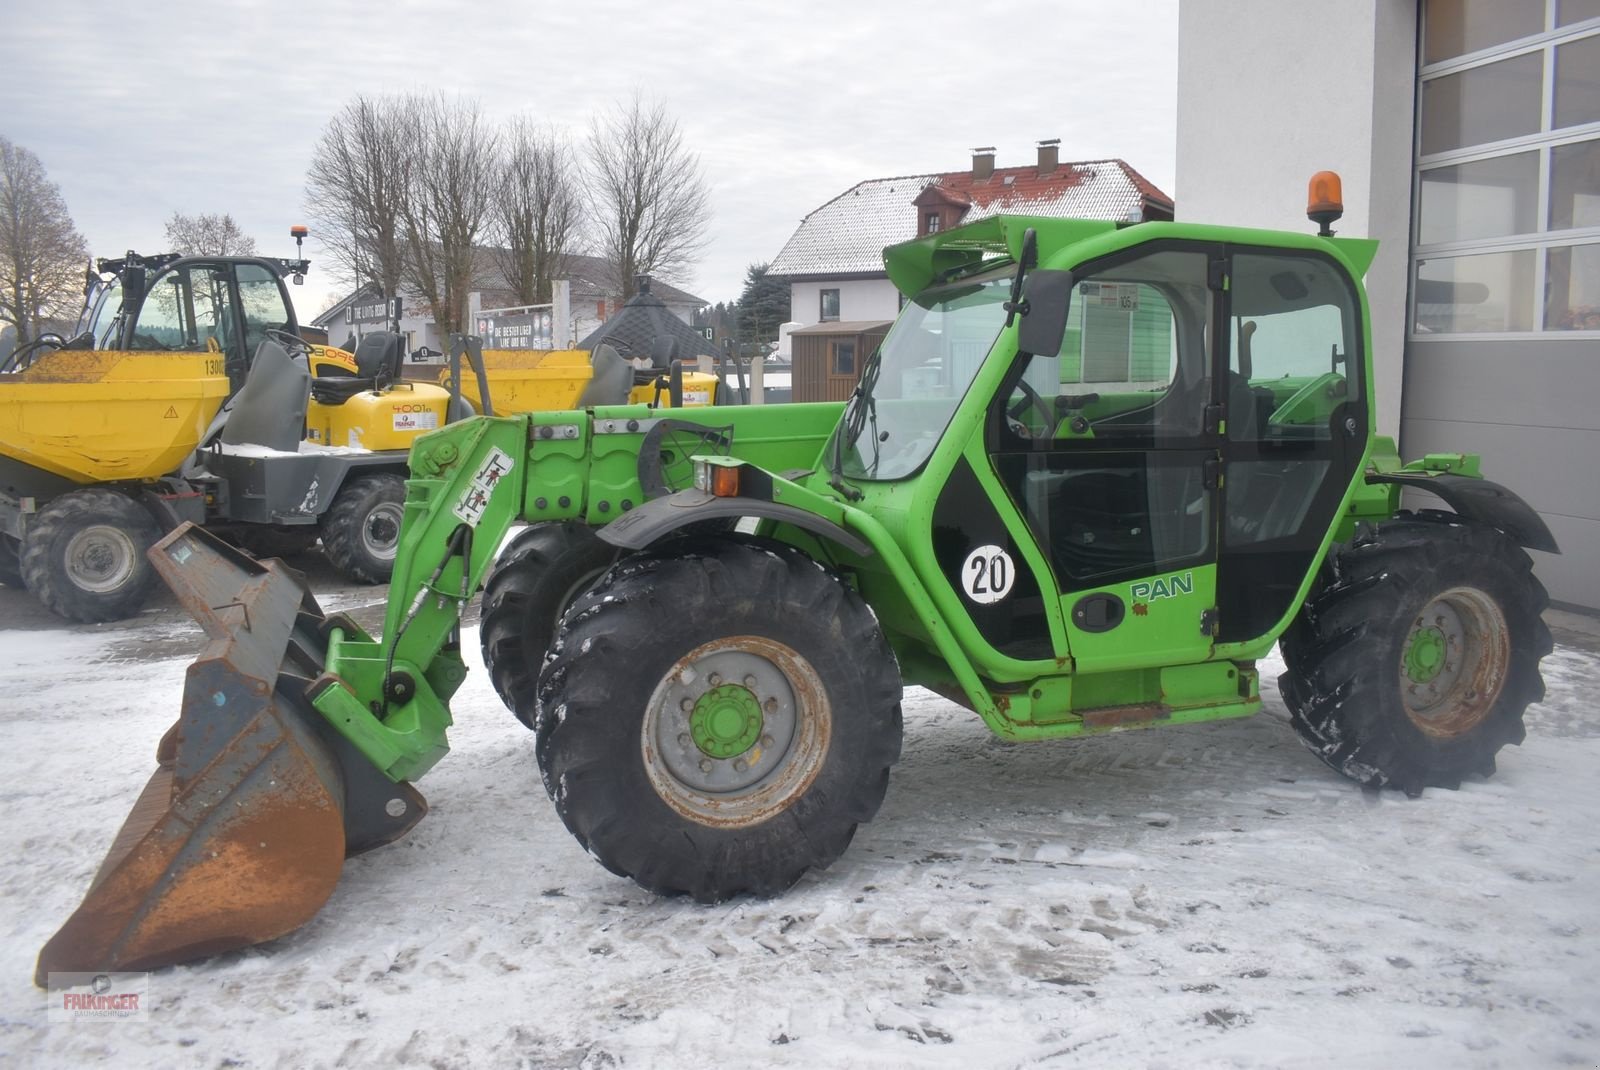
931,457,1051,660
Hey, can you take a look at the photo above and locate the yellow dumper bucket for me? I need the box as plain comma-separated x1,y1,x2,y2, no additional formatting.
35,525,425,983
450,348,594,414
0,350,230,483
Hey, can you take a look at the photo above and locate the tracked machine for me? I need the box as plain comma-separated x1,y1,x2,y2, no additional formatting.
36,176,1557,983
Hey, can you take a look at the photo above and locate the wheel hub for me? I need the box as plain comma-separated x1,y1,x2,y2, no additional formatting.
1404,625,1447,684
691,684,764,759
64,525,136,593
641,636,831,828
1400,586,1510,738
362,504,403,560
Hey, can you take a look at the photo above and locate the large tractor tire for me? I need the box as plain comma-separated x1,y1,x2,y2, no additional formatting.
536,538,904,902
320,473,406,584
480,522,617,729
0,534,23,588
1278,511,1551,796
19,489,161,623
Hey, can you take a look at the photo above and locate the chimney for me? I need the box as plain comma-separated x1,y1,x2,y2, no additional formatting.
971,146,995,181
1037,138,1060,175
635,274,651,296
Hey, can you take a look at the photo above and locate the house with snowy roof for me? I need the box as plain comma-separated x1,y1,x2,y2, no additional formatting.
768,142,1174,332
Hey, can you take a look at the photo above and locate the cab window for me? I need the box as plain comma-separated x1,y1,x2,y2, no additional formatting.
236,263,291,360
130,265,233,351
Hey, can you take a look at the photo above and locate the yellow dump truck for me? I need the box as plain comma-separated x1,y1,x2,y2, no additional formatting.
0,252,454,621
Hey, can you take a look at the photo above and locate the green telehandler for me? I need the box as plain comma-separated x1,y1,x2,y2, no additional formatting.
36,179,1558,983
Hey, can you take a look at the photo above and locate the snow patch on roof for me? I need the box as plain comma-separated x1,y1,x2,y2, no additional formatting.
770,160,1168,278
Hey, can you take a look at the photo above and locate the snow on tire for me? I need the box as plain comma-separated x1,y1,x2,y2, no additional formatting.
1278,510,1552,795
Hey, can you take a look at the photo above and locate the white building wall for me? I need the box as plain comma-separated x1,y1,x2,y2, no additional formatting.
1175,0,1416,440
789,278,903,328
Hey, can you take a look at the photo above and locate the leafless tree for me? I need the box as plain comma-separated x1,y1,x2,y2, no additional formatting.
492,117,581,305
0,136,89,345
586,93,710,300
400,94,499,334
163,211,258,257
305,95,413,302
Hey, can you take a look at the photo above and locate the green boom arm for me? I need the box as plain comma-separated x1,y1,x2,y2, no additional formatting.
310,415,539,782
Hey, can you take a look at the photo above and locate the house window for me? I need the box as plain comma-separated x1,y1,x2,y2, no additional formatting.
925,212,941,234
1413,6,1600,335
831,340,856,376
820,288,840,322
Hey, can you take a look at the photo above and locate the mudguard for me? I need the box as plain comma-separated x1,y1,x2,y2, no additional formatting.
598,487,874,558
1366,472,1560,554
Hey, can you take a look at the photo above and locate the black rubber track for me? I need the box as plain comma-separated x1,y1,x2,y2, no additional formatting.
1278,510,1551,796
320,473,406,584
535,537,904,902
480,522,618,728
18,488,160,622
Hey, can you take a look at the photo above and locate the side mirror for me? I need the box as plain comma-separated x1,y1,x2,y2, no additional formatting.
1016,270,1073,357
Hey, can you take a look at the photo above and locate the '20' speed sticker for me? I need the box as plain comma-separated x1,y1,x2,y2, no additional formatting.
961,545,1015,604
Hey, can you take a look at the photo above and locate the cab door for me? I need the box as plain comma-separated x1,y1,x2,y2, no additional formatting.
1214,248,1367,642
986,244,1224,672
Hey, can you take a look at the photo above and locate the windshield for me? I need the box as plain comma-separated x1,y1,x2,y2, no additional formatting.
837,269,1014,480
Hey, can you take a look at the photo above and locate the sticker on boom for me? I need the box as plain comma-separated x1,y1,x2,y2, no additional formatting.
961,545,1015,604
452,447,515,527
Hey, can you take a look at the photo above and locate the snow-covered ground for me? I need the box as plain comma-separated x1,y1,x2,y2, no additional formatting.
1,586,1597,1068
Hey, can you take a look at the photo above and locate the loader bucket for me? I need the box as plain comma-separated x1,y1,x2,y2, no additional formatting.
35,524,425,985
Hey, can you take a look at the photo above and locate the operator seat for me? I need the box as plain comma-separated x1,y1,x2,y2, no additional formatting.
311,331,405,405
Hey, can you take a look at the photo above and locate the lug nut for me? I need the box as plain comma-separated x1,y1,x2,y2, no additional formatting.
678,733,690,748
743,675,758,689
761,735,774,747
699,759,713,773
708,673,722,687
680,698,694,712
764,698,778,714
734,759,747,772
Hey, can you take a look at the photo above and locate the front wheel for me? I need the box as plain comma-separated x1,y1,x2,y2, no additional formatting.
1278,511,1552,795
480,522,617,729
320,473,406,584
18,489,160,622
535,538,903,901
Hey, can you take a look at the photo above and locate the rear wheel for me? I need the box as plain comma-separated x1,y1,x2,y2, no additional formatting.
19,489,160,622
321,473,406,584
1278,511,1551,795
536,538,903,901
480,522,617,728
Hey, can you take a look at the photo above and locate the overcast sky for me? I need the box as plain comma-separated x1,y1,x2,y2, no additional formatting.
1,0,1178,321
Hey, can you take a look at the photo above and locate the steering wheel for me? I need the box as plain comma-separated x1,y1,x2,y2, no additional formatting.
264,327,311,359
1,332,67,373
1005,379,1057,438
